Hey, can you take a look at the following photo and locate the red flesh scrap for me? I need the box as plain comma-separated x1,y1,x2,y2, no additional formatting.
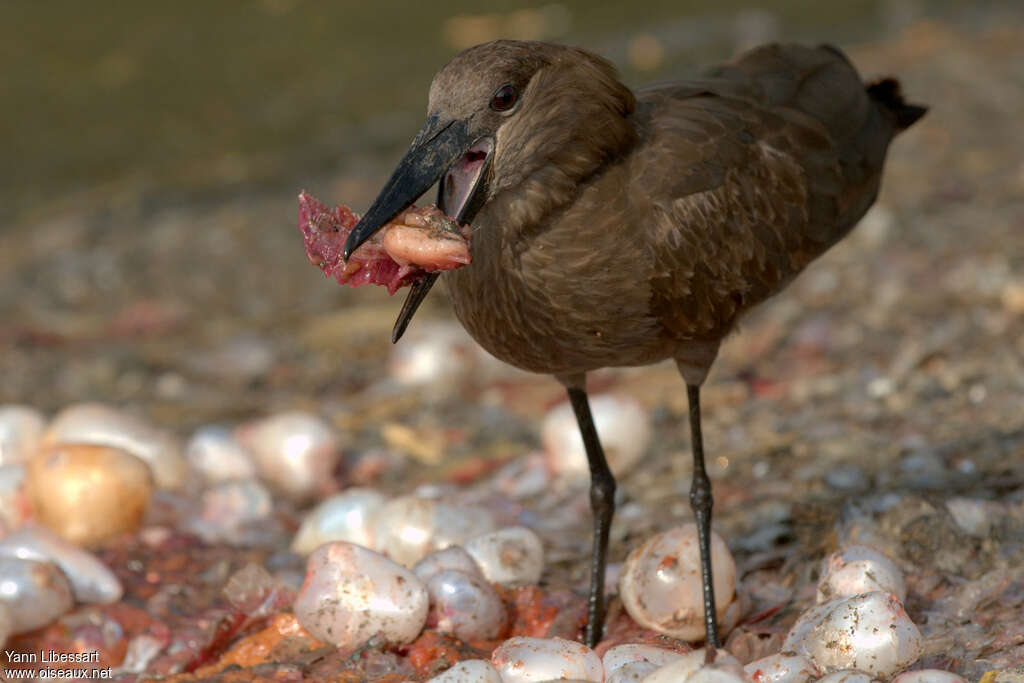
297,191,470,295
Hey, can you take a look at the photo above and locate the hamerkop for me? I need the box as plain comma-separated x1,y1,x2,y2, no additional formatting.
343,40,925,648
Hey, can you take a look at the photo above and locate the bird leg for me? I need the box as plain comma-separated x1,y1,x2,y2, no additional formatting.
686,383,720,648
566,385,616,649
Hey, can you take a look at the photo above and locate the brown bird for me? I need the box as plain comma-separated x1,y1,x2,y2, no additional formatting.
343,40,925,648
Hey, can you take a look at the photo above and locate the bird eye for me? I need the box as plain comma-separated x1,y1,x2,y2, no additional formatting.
490,84,519,112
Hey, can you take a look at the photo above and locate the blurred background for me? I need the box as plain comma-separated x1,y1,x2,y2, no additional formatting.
1,0,1021,433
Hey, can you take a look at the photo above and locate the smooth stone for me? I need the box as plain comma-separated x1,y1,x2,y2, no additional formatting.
891,671,968,683
619,524,736,642
236,411,340,502
426,659,504,682
413,545,484,582
0,556,74,633
373,496,497,567
426,569,506,641
784,592,923,677
0,405,45,466
293,541,428,648
187,479,274,544
745,654,820,683
0,603,10,647
813,672,875,683
0,525,122,603
542,394,651,480
491,637,603,682
43,403,188,490
388,321,481,387
817,545,906,603
603,644,686,682
292,488,387,555
464,526,544,585
27,444,153,547
642,648,745,682
185,425,257,483
0,464,30,529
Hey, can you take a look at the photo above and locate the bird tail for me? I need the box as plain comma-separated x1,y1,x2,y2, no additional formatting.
866,78,927,131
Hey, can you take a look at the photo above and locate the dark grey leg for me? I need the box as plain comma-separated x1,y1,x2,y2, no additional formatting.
566,386,616,648
687,383,720,648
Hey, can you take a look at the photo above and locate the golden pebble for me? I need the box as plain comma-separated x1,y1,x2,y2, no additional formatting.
27,443,153,547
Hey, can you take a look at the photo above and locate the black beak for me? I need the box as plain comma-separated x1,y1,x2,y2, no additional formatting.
343,115,473,260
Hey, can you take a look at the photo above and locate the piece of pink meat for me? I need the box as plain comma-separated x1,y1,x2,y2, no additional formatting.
297,191,470,295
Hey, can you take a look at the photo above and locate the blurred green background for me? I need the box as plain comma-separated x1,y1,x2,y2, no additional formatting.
0,0,986,224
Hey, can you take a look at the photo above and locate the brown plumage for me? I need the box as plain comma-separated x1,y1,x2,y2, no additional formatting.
444,41,921,385
343,39,925,649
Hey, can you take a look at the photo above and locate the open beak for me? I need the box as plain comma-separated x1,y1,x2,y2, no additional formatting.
344,115,490,259
344,114,493,342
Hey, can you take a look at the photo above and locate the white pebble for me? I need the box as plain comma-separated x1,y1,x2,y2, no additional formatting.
817,545,906,603
891,670,968,683
236,411,339,502
745,654,819,683
0,602,10,647
491,637,602,682
642,648,745,682
427,659,504,682
0,405,45,465
185,426,257,483
292,488,387,554
293,541,428,648
43,403,188,490
619,524,736,642
0,464,29,530
0,525,122,603
0,556,74,633
784,591,923,677
413,546,484,582
464,526,544,586
426,569,506,641
389,321,479,387
603,644,685,682
187,479,274,543
542,394,651,480
373,496,497,566
813,672,875,683
945,498,1001,537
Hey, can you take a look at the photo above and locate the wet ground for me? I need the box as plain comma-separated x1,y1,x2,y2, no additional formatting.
2,1,1024,681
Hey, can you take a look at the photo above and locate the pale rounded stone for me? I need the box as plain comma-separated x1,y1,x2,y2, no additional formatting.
372,496,497,567
816,545,906,603
185,425,257,483
619,524,736,642
426,659,504,682
187,479,274,544
0,405,45,466
542,394,651,480
292,488,387,555
891,670,967,683
413,545,484,582
813,672,875,683
464,526,544,586
426,569,506,641
491,637,603,682
0,556,74,634
43,403,188,490
603,644,686,683
293,541,428,648
27,443,153,547
0,464,30,530
745,654,819,683
642,648,745,682
0,525,122,603
784,592,923,677
389,321,480,387
236,411,339,502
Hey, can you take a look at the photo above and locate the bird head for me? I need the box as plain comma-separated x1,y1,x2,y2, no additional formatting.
343,40,635,260
343,40,635,341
